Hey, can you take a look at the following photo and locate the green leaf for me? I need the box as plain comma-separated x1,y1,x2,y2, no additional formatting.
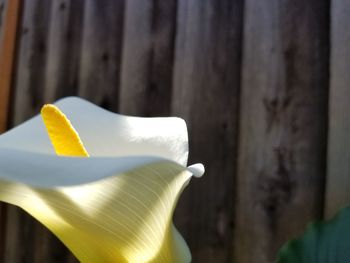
277,207,350,263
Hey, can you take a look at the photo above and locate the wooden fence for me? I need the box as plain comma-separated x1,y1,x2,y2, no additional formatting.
0,0,349,262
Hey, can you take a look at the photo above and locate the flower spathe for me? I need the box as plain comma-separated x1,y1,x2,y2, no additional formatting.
0,97,204,263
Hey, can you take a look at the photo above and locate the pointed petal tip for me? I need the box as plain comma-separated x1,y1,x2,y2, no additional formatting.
187,163,205,178
41,104,56,114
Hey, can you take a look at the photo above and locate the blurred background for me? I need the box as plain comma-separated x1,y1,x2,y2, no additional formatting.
0,0,349,262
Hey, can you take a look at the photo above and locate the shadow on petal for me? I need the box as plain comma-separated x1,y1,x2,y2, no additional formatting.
0,162,193,263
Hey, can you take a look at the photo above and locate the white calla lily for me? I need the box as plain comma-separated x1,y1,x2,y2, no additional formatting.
0,97,204,263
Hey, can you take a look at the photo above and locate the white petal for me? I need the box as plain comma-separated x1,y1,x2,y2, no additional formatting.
0,97,189,166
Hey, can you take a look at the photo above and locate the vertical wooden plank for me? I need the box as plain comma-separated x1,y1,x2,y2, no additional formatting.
325,0,350,218
119,0,176,116
0,1,21,261
172,0,243,261
78,0,125,111
234,1,329,262
11,0,51,125
0,0,18,260
6,1,52,262
44,0,84,102
0,0,21,131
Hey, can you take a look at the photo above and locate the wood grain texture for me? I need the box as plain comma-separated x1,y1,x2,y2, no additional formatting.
325,0,350,220
325,0,350,218
11,0,51,125
172,0,243,262
78,0,125,111
119,0,176,116
44,0,84,102
234,1,329,262
0,0,21,262
0,0,20,131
